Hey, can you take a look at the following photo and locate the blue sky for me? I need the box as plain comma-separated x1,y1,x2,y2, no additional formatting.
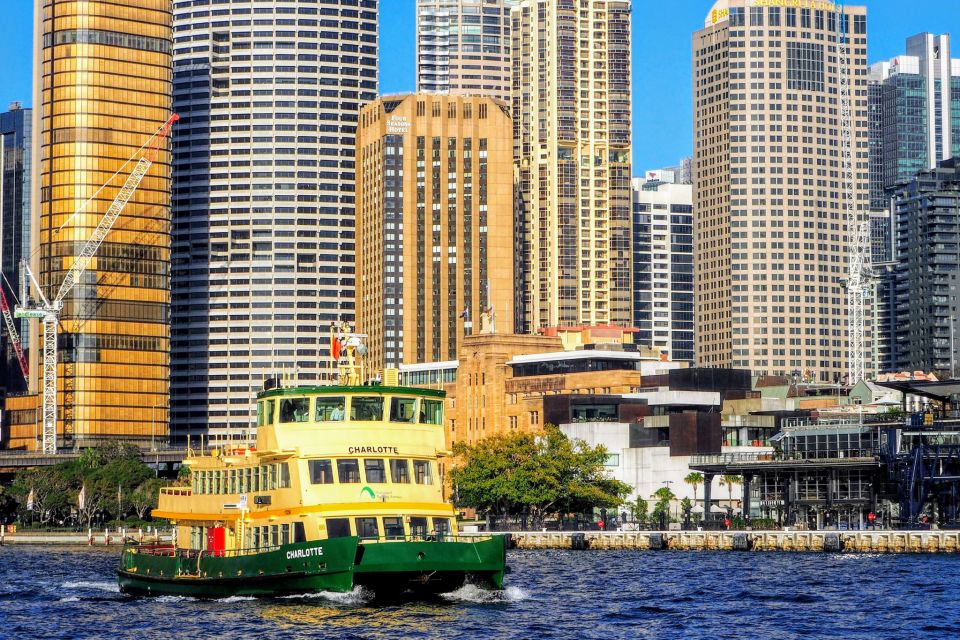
1,0,957,172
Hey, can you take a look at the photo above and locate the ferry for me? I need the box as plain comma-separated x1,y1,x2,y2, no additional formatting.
117,325,507,598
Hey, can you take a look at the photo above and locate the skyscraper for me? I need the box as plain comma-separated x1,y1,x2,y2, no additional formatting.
632,175,694,363
0,103,31,396
416,0,516,102
694,1,870,382
869,34,959,206
891,158,960,373
29,0,173,449
356,94,515,373
512,0,632,332
170,1,378,445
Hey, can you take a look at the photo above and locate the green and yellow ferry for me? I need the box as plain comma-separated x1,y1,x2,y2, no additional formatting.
118,326,507,598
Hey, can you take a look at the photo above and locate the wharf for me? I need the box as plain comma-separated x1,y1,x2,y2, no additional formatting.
506,530,960,553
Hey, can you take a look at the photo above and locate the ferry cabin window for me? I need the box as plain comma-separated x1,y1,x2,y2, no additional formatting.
338,459,361,483
390,397,417,423
327,518,351,538
253,528,261,550
365,458,387,483
433,518,451,537
390,459,411,483
280,523,291,546
383,517,404,539
413,460,433,485
316,396,345,421
351,396,384,421
280,397,309,423
294,522,306,543
410,516,429,538
355,517,380,540
279,463,291,488
420,399,443,424
309,459,335,484
257,399,275,425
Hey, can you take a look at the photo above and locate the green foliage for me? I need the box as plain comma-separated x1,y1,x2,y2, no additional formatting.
651,486,676,524
720,474,742,503
684,472,704,500
629,495,649,525
8,441,161,527
449,425,631,525
680,497,693,512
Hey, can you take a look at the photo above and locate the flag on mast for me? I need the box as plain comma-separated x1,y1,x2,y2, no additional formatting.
26,487,35,511
78,484,86,511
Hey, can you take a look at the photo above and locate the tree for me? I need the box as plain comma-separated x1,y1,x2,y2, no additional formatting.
720,474,742,510
684,472,704,504
10,441,155,527
629,495,649,525
450,425,631,527
651,486,676,527
129,478,165,520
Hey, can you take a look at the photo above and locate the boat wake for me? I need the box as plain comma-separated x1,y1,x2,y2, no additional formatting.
441,584,529,604
278,586,373,606
61,581,120,593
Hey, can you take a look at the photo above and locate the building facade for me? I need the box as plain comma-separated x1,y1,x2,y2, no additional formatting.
170,1,378,445
891,158,960,374
693,1,870,382
512,0,633,332
356,94,515,373
632,175,694,363
28,0,173,449
869,34,960,204
867,34,959,373
416,0,516,102
0,103,31,397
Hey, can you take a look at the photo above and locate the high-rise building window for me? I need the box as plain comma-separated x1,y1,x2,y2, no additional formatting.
787,42,825,92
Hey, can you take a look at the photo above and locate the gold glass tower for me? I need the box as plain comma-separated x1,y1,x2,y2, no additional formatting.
31,0,173,448
357,95,516,374
512,0,633,332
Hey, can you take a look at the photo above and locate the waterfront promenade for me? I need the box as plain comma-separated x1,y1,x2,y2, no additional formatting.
5,528,958,554
504,529,960,553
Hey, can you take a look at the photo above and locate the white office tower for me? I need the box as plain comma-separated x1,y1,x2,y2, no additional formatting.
170,0,378,445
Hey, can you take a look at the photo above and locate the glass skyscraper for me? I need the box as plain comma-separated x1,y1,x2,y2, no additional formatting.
0,103,31,397
28,0,173,449
170,0,378,445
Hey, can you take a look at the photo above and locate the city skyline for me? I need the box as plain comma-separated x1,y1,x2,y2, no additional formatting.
0,1,956,174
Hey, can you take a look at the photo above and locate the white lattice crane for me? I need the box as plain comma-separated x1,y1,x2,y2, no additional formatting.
16,114,178,454
837,4,870,386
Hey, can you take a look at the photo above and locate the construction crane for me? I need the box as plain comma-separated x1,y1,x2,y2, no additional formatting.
16,114,178,454
0,285,29,385
837,3,871,386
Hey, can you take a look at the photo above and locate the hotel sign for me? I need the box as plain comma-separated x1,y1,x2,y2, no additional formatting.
751,0,836,9
386,115,409,135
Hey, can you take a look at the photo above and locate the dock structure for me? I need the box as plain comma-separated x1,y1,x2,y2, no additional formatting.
506,530,960,553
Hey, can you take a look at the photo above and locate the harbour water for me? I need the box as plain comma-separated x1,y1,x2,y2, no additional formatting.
2,545,958,639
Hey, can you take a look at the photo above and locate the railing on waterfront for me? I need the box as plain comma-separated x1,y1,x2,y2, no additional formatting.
691,449,879,467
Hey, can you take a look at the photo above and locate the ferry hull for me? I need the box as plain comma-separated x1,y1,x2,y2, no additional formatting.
117,537,359,598
353,535,508,594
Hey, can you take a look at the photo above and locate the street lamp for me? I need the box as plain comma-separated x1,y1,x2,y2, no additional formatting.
151,405,158,452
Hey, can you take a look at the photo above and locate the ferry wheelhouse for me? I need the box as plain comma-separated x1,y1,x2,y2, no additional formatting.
117,327,506,598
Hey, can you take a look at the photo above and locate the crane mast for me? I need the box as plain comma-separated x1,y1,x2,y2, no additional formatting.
837,4,869,386
16,114,178,454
